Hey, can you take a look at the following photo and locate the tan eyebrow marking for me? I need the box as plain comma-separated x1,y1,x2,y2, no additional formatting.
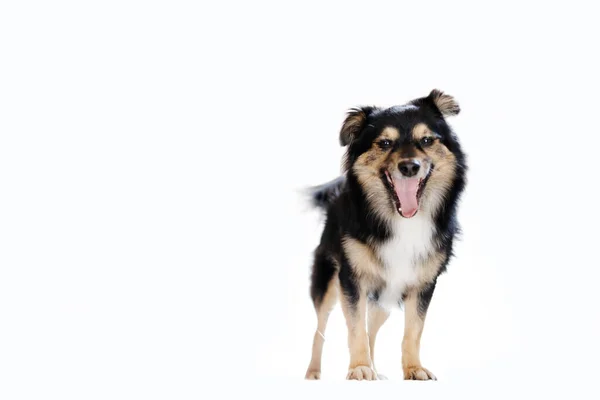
412,123,434,140
378,127,400,141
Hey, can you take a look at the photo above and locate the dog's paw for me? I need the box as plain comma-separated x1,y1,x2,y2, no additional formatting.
403,366,437,381
305,370,321,380
346,365,377,381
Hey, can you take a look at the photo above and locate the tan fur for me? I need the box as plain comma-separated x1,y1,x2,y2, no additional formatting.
342,237,384,285
340,109,368,146
416,251,447,288
352,170,391,221
411,123,433,140
380,127,400,141
351,128,401,221
305,278,339,380
421,149,457,213
340,288,377,380
410,123,458,214
429,89,460,116
337,241,380,380
401,290,437,380
367,302,390,376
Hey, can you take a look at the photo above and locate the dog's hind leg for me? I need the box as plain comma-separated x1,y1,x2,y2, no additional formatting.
305,254,338,380
368,302,390,379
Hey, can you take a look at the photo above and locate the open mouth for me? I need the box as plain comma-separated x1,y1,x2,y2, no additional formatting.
383,170,430,218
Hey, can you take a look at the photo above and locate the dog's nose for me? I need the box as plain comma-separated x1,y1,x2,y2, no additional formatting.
398,160,421,177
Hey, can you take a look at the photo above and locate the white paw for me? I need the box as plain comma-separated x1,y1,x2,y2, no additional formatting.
346,365,378,381
305,370,321,380
403,366,437,381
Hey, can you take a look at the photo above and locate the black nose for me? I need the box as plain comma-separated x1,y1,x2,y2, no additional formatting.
398,160,421,177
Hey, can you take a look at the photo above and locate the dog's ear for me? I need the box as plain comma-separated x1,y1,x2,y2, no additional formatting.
426,89,460,117
339,106,377,146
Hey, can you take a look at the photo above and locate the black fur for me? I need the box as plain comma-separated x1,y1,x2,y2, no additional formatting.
308,175,346,211
309,250,337,307
339,254,359,307
417,280,437,317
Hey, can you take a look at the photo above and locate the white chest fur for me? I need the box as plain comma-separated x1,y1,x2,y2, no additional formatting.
376,213,436,308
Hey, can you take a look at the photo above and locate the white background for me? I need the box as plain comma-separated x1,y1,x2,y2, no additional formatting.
1,1,599,399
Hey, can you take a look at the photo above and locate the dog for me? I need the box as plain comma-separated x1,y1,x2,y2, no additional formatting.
304,90,467,381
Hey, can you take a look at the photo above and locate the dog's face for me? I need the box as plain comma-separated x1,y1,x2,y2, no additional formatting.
340,90,464,219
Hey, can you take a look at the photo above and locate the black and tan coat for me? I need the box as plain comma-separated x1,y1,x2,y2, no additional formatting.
304,90,467,381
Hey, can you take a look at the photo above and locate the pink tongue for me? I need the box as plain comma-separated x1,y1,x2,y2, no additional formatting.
393,177,419,218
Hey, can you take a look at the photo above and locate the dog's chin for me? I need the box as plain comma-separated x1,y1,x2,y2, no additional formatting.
383,170,430,218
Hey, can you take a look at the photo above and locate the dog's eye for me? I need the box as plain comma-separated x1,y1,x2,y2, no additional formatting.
379,139,392,149
420,137,435,147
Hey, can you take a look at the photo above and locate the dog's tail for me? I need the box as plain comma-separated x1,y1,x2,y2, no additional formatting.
306,175,346,211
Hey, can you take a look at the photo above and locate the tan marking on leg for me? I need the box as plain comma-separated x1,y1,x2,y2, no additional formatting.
305,278,338,380
416,251,446,288
368,302,390,379
402,290,437,381
342,237,384,284
341,289,377,380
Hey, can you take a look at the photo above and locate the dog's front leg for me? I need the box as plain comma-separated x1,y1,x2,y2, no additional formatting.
402,282,437,380
340,263,376,381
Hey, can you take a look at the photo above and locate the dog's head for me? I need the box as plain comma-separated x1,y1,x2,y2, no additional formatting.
340,89,465,219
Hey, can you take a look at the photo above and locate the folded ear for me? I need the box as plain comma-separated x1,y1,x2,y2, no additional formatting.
339,106,377,146
427,89,460,117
